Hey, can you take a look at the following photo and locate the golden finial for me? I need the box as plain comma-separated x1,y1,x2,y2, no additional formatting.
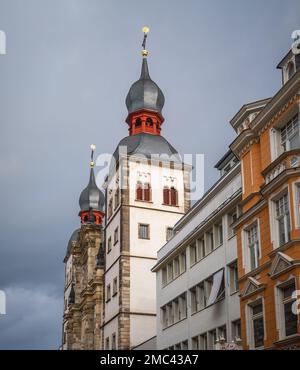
141,26,150,57
90,144,96,168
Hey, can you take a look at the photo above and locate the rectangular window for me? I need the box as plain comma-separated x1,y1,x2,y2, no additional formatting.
229,261,239,294
179,252,186,274
190,287,197,314
228,209,237,238
189,242,197,266
281,115,299,151
246,223,260,271
138,223,150,239
218,325,227,342
166,227,173,241
173,256,180,278
114,227,119,245
107,236,112,253
113,277,118,296
161,306,167,328
205,229,214,254
197,282,205,310
162,267,167,287
167,302,174,326
167,262,173,283
251,301,264,348
295,184,300,228
281,281,298,337
197,237,205,260
111,333,116,350
232,319,241,340
181,340,188,350
105,337,110,350
106,284,111,302
192,336,199,350
175,343,181,350
275,193,291,246
216,221,223,246
180,293,187,320
173,298,179,322
208,329,217,350
199,333,208,350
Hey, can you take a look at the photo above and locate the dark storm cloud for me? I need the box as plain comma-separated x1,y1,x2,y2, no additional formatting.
0,0,299,349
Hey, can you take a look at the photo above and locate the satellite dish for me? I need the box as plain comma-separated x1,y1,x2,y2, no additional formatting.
292,30,300,55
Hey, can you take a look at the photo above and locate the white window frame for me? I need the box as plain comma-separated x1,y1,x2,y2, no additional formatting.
274,277,298,340
292,181,300,229
245,297,266,350
242,219,261,273
270,188,291,249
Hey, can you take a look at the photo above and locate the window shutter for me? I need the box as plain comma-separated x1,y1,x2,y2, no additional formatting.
170,187,178,206
136,182,143,200
163,187,170,205
144,183,151,201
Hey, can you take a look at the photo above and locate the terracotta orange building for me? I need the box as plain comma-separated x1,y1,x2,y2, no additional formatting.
230,48,300,350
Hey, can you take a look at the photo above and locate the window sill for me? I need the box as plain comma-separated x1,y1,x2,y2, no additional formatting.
162,203,179,208
189,244,223,269
138,237,150,240
162,271,186,289
162,317,187,331
191,296,225,316
135,199,153,204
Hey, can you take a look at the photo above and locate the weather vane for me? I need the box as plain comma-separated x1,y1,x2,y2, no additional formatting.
142,26,150,57
90,144,96,168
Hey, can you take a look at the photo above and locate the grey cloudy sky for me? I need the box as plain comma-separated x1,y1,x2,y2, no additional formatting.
0,0,299,349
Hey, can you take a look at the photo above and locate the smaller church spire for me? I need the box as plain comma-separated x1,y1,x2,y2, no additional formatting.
78,145,105,225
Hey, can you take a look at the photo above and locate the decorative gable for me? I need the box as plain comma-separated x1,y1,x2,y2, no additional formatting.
242,277,265,298
269,252,294,278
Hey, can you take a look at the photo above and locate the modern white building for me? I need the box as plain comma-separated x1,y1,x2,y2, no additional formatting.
152,151,242,350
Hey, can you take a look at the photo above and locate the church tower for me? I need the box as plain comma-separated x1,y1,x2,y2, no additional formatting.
62,146,105,350
102,28,191,350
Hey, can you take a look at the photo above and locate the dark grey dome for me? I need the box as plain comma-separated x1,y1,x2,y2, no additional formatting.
64,228,80,262
79,168,105,212
126,58,165,116
110,133,182,173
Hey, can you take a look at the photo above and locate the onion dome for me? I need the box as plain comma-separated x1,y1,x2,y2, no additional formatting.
79,167,105,212
125,58,165,117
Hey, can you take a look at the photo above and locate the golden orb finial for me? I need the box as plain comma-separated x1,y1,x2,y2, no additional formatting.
142,26,150,34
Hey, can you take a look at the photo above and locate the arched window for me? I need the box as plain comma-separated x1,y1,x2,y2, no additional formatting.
136,181,143,200
163,186,170,205
170,187,178,206
135,118,142,128
146,118,153,127
287,62,295,80
144,183,151,202
136,181,151,201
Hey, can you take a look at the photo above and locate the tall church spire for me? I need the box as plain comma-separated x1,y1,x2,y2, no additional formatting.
125,27,165,136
